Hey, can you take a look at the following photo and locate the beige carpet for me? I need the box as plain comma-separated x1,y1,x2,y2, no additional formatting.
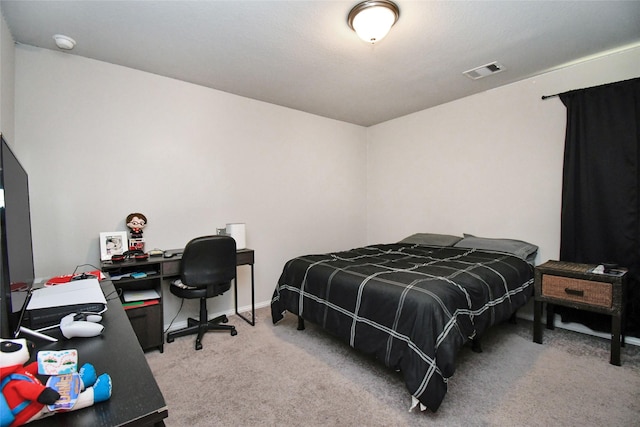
146,307,640,426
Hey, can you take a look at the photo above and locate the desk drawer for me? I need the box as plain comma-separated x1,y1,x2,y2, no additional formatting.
236,249,254,265
126,303,163,351
542,275,612,308
162,260,180,277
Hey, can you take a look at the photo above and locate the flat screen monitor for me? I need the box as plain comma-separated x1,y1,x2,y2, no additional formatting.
0,135,35,338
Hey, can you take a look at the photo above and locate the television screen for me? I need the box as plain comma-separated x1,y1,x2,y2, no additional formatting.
0,135,35,337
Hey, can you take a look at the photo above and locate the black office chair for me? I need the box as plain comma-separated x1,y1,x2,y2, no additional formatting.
166,235,237,350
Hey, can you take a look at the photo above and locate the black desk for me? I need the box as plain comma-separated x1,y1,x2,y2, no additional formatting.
27,280,168,426
101,248,255,352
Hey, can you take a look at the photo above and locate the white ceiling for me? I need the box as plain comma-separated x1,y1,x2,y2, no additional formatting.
2,1,639,127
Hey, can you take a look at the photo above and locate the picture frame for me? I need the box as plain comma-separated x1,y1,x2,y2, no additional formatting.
99,231,128,261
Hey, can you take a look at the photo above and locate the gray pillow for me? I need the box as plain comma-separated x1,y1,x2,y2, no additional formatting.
399,233,463,247
453,234,538,263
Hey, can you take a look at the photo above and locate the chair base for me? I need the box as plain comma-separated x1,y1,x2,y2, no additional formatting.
166,313,237,350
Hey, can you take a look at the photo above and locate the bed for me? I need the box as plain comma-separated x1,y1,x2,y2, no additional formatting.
271,233,537,412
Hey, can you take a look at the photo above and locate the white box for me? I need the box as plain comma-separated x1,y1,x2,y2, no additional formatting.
226,223,246,249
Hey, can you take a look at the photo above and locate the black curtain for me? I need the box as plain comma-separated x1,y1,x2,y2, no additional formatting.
558,77,640,336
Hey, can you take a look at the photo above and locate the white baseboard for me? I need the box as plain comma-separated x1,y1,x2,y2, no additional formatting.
517,310,640,348
165,300,640,349
164,300,271,333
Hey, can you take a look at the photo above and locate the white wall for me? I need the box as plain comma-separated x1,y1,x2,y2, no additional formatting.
366,46,640,265
14,46,367,325
12,38,640,333
0,9,15,139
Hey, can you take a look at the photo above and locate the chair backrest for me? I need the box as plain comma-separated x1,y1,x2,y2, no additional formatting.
180,235,237,288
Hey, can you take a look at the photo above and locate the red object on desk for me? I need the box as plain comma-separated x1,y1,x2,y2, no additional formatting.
45,270,105,286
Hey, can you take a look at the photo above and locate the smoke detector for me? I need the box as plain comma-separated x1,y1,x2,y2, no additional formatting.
53,34,76,50
463,62,505,80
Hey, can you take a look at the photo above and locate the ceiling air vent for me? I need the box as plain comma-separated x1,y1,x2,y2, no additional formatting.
463,62,505,80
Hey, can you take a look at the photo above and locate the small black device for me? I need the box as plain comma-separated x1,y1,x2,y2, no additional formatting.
111,254,125,263
111,250,148,263
163,249,183,258
124,249,148,261
70,273,98,281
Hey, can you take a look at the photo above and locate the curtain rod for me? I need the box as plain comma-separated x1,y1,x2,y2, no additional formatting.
542,78,639,100
541,93,559,100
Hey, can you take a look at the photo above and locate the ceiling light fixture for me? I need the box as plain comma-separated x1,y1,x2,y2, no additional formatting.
53,34,76,50
348,0,400,44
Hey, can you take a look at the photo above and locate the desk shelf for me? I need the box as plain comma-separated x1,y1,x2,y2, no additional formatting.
102,249,256,352
102,256,180,353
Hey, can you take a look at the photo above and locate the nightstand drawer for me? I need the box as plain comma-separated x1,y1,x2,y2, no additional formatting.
542,275,612,308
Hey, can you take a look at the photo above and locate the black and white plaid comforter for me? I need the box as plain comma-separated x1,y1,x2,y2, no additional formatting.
271,243,534,411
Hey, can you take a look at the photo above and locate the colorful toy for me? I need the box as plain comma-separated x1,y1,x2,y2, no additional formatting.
126,213,147,239
0,338,112,427
126,212,147,252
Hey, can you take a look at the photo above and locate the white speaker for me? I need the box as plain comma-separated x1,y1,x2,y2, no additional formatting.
226,223,246,249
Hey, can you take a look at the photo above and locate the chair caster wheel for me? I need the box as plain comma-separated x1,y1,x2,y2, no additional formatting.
231,329,238,336
222,316,229,323
195,341,203,350
167,336,174,343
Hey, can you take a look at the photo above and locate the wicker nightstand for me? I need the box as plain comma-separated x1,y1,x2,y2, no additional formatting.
533,260,628,366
